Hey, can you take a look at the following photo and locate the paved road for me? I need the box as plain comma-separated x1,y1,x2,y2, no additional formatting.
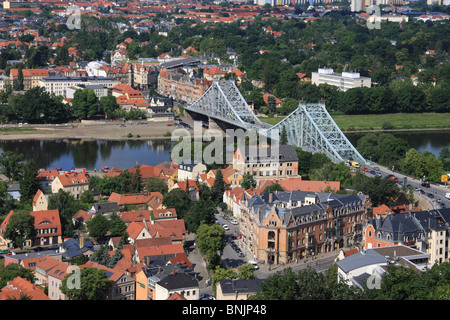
360,163,450,210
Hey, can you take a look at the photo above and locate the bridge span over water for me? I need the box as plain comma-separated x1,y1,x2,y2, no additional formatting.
184,80,367,164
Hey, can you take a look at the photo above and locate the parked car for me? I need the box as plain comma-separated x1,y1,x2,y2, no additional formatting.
248,261,259,270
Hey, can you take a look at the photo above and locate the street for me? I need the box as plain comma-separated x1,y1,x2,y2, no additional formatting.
360,163,450,210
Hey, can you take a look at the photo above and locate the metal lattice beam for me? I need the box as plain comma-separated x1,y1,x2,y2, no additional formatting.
185,80,269,130
270,102,367,164
185,81,366,164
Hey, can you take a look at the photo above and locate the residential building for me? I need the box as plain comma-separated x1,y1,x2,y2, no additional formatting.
241,191,371,264
257,178,340,193
51,172,89,200
133,63,159,90
232,145,299,180
44,258,72,300
32,189,48,211
157,67,211,103
155,272,199,300
0,277,50,300
171,179,200,201
80,261,136,300
10,68,49,90
216,278,264,300
136,262,196,300
59,235,95,261
30,209,63,247
364,210,449,266
108,192,164,210
336,245,430,290
311,68,371,91
177,160,207,182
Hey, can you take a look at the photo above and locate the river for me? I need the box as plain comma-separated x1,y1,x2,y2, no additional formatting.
0,139,173,171
0,131,448,170
346,131,450,158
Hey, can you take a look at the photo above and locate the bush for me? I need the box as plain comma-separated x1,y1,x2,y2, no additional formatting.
382,121,394,130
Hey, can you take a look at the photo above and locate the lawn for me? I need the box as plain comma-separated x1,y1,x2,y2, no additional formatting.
259,113,450,131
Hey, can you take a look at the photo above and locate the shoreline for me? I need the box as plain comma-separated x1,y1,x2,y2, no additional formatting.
0,120,449,141
0,121,186,141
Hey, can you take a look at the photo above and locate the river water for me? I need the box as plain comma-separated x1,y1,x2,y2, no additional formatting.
0,131,448,170
0,139,173,171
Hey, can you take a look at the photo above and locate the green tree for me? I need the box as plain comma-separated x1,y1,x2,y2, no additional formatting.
48,189,82,237
195,223,225,270
241,173,255,190
72,88,99,119
100,95,120,119
238,263,256,280
19,159,40,203
162,188,191,220
0,263,35,288
61,267,112,300
211,169,225,203
185,199,216,233
109,212,127,237
280,125,288,145
87,214,110,240
4,211,36,249
0,151,24,182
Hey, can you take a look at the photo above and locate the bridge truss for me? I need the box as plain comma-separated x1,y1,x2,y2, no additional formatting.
185,80,366,164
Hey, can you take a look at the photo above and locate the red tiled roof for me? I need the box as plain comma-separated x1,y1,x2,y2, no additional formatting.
0,277,50,300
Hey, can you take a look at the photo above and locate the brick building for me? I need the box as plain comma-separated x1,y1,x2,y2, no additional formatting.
241,191,371,264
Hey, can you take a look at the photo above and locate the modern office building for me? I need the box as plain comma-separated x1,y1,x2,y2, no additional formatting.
311,68,371,92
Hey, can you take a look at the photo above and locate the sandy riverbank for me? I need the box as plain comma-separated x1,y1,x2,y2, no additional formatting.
0,119,197,141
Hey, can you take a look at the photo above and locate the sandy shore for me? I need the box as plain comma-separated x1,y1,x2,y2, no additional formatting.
0,118,197,141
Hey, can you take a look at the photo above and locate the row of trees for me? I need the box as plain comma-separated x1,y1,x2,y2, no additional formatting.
250,261,450,300
356,132,446,183
0,86,147,125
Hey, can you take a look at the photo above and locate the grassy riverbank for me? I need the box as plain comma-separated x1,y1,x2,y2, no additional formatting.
259,113,450,132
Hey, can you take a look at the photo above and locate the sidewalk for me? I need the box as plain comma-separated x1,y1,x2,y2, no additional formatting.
185,233,212,292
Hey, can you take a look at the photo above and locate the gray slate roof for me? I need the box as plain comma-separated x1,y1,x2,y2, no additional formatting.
219,278,264,295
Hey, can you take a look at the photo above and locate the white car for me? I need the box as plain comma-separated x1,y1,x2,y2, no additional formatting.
222,224,229,230
248,261,259,270
230,219,238,225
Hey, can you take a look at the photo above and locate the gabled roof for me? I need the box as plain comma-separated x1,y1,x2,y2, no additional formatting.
0,277,50,300
31,210,62,236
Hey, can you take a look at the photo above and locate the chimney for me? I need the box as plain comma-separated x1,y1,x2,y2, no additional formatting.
269,192,273,204
79,234,84,249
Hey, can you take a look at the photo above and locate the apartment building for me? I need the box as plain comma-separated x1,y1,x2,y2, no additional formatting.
133,63,159,90
364,209,450,266
10,68,49,90
157,68,211,103
240,191,371,264
311,68,371,92
38,76,119,97
232,145,299,180
51,172,89,200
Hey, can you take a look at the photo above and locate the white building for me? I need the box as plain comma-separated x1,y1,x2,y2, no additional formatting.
336,245,429,291
39,76,119,97
311,68,371,92
65,84,110,99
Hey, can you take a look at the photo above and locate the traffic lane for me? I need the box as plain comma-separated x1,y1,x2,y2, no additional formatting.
361,166,450,208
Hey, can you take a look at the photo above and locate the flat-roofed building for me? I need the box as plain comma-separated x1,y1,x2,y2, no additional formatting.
311,68,371,91
39,76,119,97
